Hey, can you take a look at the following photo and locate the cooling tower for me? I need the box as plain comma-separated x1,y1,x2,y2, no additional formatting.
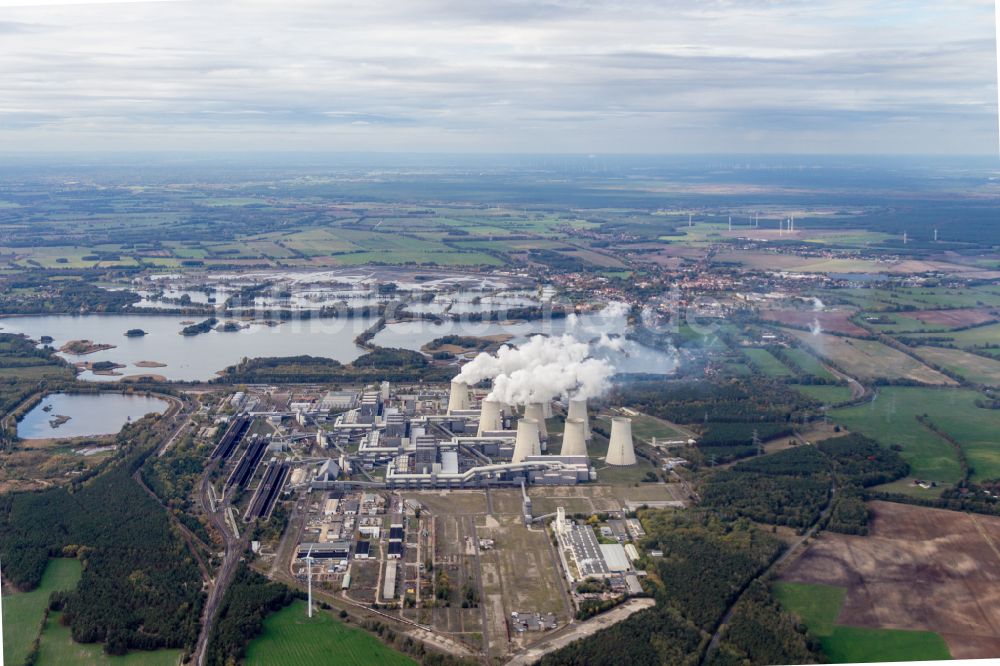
477,399,503,436
567,398,591,440
542,401,553,418
512,417,541,463
606,417,636,466
561,417,588,457
447,380,470,414
524,402,548,440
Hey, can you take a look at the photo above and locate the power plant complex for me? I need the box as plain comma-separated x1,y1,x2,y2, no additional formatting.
313,378,636,491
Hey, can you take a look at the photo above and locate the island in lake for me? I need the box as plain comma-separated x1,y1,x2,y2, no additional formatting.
124,328,147,337
60,339,116,355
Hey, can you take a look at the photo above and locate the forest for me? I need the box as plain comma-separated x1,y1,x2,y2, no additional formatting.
0,416,204,656
543,511,814,666
215,349,453,384
205,563,298,666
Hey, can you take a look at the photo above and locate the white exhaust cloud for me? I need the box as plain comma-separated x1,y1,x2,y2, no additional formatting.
455,302,637,404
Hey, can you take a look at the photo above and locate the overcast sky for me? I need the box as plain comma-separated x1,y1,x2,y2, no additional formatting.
0,0,996,154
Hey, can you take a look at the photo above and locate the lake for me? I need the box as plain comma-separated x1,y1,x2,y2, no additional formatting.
17,392,169,439
0,314,378,382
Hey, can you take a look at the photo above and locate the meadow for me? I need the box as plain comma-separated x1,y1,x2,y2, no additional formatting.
832,386,1000,483
741,348,795,377
244,600,415,666
788,331,953,385
913,346,1000,387
35,612,182,666
2,558,82,666
790,384,853,405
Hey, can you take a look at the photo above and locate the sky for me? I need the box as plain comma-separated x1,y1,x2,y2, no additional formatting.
0,0,996,155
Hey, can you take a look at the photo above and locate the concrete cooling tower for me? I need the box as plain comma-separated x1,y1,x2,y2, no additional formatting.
477,399,503,436
561,417,588,457
447,380,470,414
606,417,636,466
524,403,548,440
567,398,591,440
512,417,541,463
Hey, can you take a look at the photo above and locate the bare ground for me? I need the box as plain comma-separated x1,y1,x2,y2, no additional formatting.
779,501,1000,659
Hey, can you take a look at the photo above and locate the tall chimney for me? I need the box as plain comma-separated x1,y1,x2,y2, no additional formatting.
561,417,588,457
606,417,636,466
524,403,548,440
512,417,540,463
447,379,470,414
478,399,503,436
567,398,591,440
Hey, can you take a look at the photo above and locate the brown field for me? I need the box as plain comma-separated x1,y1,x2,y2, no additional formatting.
761,309,869,337
787,330,955,385
780,501,1000,659
909,308,999,327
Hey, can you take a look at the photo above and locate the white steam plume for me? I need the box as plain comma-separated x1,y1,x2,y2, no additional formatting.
457,333,614,404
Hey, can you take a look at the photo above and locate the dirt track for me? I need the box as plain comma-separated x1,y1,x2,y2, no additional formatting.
780,501,1000,660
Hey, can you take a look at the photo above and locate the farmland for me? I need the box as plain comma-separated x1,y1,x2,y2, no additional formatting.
35,612,182,666
760,309,869,337
787,330,955,385
2,558,81,666
741,348,795,377
832,386,1000,483
790,384,853,405
777,501,1000,660
913,346,1000,387
245,600,414,666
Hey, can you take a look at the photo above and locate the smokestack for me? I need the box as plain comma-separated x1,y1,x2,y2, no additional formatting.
567,398,591,440
561,418,588,457
447,380,470,414
606,417,636,466
478,399,502,436
524,403,548,440
512,418,541,463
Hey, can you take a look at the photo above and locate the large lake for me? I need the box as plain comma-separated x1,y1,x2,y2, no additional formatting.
372,312,678,375
0,310,677,381
0,314,378,382
17,392,169,439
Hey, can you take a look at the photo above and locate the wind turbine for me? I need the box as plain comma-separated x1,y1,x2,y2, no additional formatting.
305,545,315,618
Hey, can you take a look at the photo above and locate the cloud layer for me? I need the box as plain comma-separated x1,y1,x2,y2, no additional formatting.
0,0,995,153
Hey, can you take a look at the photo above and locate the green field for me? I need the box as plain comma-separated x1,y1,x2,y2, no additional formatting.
832,386,1000,483
820,627,951,663
245,600,415,666
782,347,838,380
742,348,795,377
3,559,82,666
771,582,845,636
791,384,853,405
772,581,950,662
35,612,182,665
903,321,1000,348
3,559,181,665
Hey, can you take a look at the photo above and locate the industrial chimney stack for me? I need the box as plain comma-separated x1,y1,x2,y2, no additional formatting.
606,417,636,466
512,417,541,463
561,417,588,457
447,379,470,414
